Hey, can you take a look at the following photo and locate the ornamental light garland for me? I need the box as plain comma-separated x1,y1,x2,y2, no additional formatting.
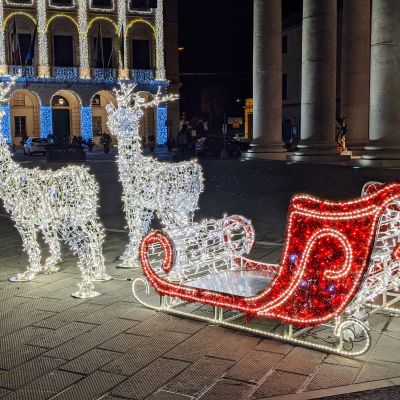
106,82,204,268
0,78,109,299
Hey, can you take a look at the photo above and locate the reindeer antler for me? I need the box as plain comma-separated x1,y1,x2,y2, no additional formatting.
114,81,178,111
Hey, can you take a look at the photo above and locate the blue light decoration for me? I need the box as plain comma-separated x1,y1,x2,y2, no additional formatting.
157,105,168,145
81,107,93,141
40,106,53,139
0,106,11,143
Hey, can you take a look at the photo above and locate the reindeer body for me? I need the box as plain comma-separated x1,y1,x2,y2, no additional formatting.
107,84,204,266
0,139,107,298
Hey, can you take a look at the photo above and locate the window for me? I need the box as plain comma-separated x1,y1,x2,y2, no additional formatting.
283,74,288,101
12,93,25,107
132,39,151,69
93,116,102,136
282,36,288,54
53,36,74,67
93,37,114,68
92,0,113,8
130,0,157,9
14,116,26,137
92,95,101,107
50,0,74,6
52,95,69,107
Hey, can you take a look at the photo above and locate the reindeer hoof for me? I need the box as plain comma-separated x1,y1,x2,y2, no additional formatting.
43,266,61,274
9,272,36,282
71,290,101,299
93,273,112,282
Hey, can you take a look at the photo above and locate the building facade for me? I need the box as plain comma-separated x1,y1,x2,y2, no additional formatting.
252,0,400,163
0,0,179,146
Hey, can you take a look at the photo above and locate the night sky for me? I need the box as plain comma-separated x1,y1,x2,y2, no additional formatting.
177,0,303,122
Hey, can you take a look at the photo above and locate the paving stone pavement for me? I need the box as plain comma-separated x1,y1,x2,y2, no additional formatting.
1,154,400,399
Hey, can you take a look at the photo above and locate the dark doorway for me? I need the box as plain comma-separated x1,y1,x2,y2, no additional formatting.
52,109,70,143
132,39,151,69
53,36,73,67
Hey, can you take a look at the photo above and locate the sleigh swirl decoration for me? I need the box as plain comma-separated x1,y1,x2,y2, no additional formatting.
135,183,400,356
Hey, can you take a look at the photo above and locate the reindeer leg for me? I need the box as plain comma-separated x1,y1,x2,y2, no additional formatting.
119,208,154,269
42,225,62,274
60,226,101,299
85,219,110,282
9,224,42,282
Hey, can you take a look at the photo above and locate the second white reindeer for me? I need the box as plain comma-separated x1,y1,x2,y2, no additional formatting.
106,83,204,268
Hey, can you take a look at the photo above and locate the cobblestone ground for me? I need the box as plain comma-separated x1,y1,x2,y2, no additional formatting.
1,152,400,399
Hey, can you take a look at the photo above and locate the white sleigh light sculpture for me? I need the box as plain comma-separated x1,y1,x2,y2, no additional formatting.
106,83,204,268
0,77,109,299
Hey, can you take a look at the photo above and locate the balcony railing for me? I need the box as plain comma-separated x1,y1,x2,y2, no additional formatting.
9,66,35,77
92,68,117,82
131,69,155,83
52,67,79,81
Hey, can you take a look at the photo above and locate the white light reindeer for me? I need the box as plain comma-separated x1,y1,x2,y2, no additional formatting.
106,83,204,268
0,77,109,298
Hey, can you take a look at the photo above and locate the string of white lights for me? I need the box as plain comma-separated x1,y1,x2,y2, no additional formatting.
106,82,203,268
1,2,162,79
78,0,89,71
0,2,5,66
155,0,166,80
37,0,49,75
0,77,109,299
118,0,128,70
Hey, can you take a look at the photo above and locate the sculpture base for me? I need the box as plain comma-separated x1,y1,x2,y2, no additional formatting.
93,273,113,282
9,275,34,282
71,290,101,299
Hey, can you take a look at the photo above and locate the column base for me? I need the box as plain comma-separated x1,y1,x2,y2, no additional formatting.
119,69,130,80
0,65,8,75
80,67,91,80
38,66,51,78
347,143,368,157
361,144,400,161
289,144,348,162
242,144,287,160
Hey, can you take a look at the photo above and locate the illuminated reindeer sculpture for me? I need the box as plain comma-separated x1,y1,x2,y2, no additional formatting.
106,83,204,268
0,77,109,298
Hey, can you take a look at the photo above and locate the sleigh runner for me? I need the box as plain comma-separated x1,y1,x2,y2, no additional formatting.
134,183,400,356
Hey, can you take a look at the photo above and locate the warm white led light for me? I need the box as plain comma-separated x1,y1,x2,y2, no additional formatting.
0,78,109,298
106,81,203,268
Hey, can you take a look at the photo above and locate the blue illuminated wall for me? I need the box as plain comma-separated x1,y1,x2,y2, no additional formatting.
157,106,168,145
81,107,93,141
0,106,11,143
40,106,53,139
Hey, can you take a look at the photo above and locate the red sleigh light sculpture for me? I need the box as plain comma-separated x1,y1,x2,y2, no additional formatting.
135,183,400,356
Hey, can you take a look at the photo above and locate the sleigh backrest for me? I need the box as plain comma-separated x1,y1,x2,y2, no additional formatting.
263,183,400,324
348,183,400,312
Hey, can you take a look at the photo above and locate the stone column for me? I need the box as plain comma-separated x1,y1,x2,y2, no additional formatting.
362,0,400,161
292,0,339,161
341,0,371,153
250,0,285,158
155,0,166,80
0,2,7,74
37,0,50,77
78,0,90,79
117,0,129,80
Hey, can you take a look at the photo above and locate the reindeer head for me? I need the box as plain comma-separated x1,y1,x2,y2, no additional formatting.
106,81,178,145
